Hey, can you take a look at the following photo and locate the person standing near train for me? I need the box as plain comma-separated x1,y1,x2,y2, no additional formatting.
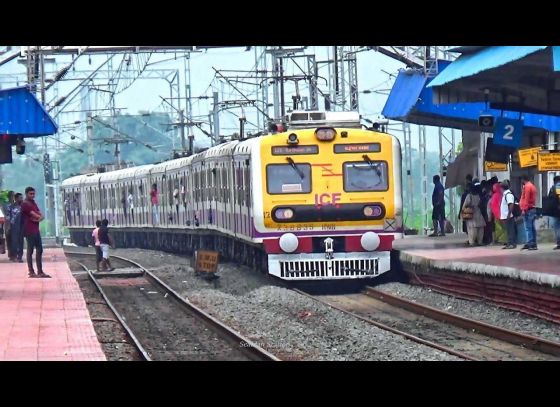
150,184,159,225
127,188,135,223
173,184,180,223
98,219,115,271
429,174,446,237
92,220,102,271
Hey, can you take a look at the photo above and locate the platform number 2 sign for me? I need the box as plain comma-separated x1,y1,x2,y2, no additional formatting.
493,118,523,148
503,125,515,140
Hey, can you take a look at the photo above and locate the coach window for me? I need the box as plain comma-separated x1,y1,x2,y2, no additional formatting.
343,161,389,192
215,166,219,202
207,168,212,200
196,169,201,202
168,176,173,205
266,163,312,194
221,167,225,202
244,166,250,207
200,169,204,202
200,169,205,202
239,165,245,206
226,166,231,203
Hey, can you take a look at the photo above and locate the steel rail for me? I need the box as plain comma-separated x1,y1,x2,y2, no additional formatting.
292,288,477,361
364,286,560,358
73,259,152,361
65,250,280,361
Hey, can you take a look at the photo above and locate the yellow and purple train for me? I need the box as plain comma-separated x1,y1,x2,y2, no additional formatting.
61,111,403,280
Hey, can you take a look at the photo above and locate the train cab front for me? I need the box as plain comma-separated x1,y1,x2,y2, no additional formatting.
255,112,403,281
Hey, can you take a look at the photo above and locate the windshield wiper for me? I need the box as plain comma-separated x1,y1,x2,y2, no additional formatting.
361,154,382,185
362,155,380,174
286,157,305,179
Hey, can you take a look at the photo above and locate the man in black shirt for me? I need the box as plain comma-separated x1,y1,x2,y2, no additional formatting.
429,175,446,237
98,219,115,271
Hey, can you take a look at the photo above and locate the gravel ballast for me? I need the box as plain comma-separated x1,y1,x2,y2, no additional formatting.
375,282,560,343
71,247,461,361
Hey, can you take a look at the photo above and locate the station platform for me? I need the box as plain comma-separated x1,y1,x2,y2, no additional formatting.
393,235,560,323
0,248,106,361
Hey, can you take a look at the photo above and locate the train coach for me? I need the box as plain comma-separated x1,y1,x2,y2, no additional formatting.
61,111,403,280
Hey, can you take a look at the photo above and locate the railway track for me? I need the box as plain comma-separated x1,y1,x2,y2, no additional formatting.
294,286,560,361
65,250,279,361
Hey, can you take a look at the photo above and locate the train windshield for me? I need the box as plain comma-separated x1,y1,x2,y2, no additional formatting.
343,161,388,192
266,163,311,194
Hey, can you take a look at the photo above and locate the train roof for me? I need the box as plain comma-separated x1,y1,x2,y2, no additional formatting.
99,164,153,182
235,137,260,155
191,140,239,163
164,155,194,171
286,110,361,129
60,136,264,189
60,172,99,188
150,160,168,175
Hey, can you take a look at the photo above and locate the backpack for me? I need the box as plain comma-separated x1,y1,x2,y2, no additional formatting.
506,191,522,217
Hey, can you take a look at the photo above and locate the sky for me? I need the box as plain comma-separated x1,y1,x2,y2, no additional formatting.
0,46,446,154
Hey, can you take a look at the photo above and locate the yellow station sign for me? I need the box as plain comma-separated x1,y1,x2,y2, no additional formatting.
484,161,508,172
537,151,560,171
518,147,542,168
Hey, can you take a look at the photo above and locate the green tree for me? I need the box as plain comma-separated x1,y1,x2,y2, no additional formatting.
59,112,178,180
0,140,47,211
401,149,447,231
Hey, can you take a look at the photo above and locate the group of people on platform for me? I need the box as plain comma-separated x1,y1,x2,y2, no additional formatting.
430,173,560,250
1,187,50,278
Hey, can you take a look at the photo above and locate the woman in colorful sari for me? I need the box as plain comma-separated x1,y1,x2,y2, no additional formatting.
489,182,507,245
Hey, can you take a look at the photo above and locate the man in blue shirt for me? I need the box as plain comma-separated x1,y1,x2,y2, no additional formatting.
429,174,446,237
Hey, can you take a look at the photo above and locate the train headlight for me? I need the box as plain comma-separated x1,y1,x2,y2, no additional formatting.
279,233,299,253
287,133,299,145
361,231,380,251
274,207,294,220
363,205,382,217
315,127,336,141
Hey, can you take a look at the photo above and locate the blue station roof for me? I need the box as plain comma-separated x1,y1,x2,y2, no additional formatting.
0,86,58,137
428,46,548,88
426,46,560,116
382,59,560,132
